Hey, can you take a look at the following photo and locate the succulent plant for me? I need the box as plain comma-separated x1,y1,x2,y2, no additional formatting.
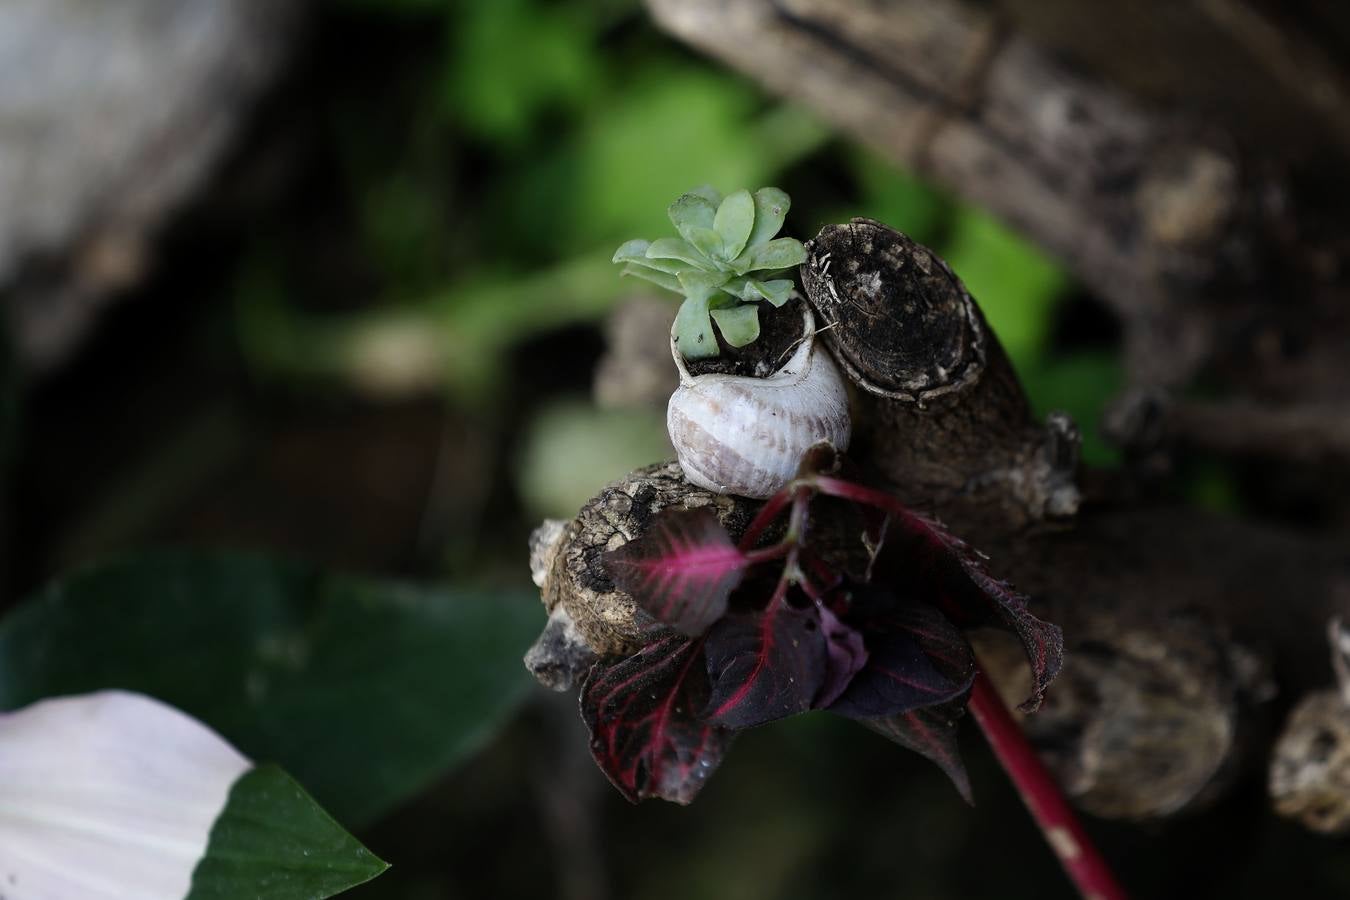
613,186,807,360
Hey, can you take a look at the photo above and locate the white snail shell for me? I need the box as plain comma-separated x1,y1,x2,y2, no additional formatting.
667,303,852,499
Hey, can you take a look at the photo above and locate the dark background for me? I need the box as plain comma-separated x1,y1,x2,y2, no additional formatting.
5,1,1348,897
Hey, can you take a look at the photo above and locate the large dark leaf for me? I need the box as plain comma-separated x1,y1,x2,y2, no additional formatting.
187,765,387,899
0,552,539,826
863,700,973,804
887,603,977,687
581,635,732,804
704,599,826,729
831,598,975,719
830,629,970,719
815,477,1062,711
603,507,747,636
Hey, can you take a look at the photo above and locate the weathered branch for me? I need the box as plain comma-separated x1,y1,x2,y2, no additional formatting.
646,0,1350,474
791,216,1349,818
1270,619,1350,834
797,218,1076,533
645,0,1270,385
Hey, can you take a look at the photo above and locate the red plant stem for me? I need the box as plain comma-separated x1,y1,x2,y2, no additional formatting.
743,544,790,565
968,672,1130,900
738,486,794,551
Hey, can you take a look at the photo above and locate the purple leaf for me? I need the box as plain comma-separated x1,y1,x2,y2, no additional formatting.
704,598,826,729
863,700,973,803
814,603,867,709
816,478,1062,711
581,635,733,804
602,507,748,636
829,603,973,719
956,562,1063,712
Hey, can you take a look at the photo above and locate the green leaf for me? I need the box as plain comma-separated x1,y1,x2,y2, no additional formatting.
678,268,730,303
516,401,673,520
725,277,793,307
687,226,726,264
939,209,1067,372
188,765,387,900
615,240,689,277
741,237,806,273
673,295,719,360
687,184,724,207
709,304,761,348
1021,351,1124,468
441,0,601,146
713,189,756,260
612,238,651,264
668,192,719,247
646,237,710,269
0,552,541,827
747,187,790,249
847,149,950,244
621,264,682,293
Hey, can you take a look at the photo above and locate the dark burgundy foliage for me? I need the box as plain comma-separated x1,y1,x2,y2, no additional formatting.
815,476,1062,711
829,602,973,719
602,507,748,637
863,700,973,804
586,463,1063,804
814,603,868,709
581,635,733,804
704,600,826,729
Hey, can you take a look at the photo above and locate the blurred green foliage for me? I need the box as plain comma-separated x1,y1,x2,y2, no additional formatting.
241,0,1121,471
515,398,670,519
234,0,1129,522
0,552,540,827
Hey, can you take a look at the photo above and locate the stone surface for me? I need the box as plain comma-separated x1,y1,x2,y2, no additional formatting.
0,0,300,367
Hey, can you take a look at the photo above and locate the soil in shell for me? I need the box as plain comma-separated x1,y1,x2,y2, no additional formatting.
684,296,808,378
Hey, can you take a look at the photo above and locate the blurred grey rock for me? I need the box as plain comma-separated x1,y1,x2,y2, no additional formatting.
0,0,301,368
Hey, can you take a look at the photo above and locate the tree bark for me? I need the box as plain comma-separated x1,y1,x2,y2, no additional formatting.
644,0,1350,468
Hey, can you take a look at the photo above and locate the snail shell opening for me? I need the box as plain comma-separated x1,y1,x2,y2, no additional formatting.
666,302,852,499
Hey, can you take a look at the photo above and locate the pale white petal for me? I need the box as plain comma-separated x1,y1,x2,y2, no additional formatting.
0,690,252,900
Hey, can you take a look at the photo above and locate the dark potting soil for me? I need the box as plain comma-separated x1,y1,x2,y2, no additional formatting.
684,297,807,379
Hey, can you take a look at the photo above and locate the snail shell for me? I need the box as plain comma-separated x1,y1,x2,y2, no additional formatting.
800,218,986,402
667,303,851,499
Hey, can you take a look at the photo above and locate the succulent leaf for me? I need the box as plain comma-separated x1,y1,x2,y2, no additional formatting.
672,294,719,360
621,264,682,294
646,237,710,269
612,238,651,263
747,187,790,249
722,277,791,307
687,226,726,264
677,269,729,301
686,184,724,207
743,237,807,272
713,189,756,261
709,304,761,348
614,239,689,276
668,193,718,247
614,185,807,361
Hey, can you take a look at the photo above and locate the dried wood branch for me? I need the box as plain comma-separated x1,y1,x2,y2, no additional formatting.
646,0,1350,470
